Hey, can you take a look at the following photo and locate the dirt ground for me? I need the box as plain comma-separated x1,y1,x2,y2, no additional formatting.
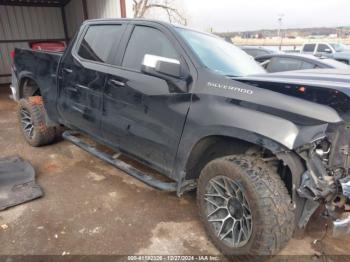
0,85,350,259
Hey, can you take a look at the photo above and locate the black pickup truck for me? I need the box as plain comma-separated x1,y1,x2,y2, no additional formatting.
11,19,350,255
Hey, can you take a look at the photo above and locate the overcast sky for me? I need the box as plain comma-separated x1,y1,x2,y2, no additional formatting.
174,0,350,32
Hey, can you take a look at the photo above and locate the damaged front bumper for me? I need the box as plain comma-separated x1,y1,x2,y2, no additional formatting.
294,122,350,238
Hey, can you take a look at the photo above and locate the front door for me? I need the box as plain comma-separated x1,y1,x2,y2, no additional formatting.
102,24,192,175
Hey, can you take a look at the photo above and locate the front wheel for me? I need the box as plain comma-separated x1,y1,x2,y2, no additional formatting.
197,155,295,255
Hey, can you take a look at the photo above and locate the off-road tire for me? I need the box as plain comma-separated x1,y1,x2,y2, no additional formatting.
197,155,295,256
18,96,56,147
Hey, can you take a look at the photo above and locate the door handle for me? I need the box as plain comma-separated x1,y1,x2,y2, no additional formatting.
63,68,73,74
108,79,125,87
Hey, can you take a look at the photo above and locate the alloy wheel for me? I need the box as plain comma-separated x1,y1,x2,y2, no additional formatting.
204,175,253,248
20,107,34,139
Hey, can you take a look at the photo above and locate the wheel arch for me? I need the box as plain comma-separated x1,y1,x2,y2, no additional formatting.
17,72,61,126
184,135,257,181
178,129,288,182
178,133,305,201
18,73,41,99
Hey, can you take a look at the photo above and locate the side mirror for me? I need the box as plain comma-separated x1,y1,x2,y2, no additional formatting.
324,48,332,53
141,54,181,78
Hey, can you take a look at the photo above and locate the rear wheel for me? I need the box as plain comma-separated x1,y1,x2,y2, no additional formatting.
197,155,295,255
18,96,57,147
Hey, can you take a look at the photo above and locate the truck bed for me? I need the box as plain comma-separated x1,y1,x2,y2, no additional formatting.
13,48,63,123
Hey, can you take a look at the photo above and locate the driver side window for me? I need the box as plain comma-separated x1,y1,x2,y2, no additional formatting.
122,26,180,71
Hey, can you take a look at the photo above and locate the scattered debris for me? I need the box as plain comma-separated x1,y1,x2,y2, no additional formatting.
88,226,102,235
87,172,106,182
311,223,329,256
42,163,59,173
112,153,121,159
108,192,117,198
136,221,219,255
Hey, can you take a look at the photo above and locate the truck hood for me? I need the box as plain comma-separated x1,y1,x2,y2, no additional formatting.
196,70,343,150
236,69,350,96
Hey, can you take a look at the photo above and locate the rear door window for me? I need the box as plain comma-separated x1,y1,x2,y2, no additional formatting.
267,57,303,72
122,26,179,71
303,44,316,52
78,25,124,64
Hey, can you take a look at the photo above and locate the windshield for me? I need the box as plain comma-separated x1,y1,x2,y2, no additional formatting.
176,28,266,76
330,43,349,52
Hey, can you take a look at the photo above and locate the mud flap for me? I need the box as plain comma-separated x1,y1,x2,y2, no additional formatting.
0,156,43,211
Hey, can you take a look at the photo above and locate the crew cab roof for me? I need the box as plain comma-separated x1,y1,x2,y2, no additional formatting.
82,18,176,29
82,18,213,36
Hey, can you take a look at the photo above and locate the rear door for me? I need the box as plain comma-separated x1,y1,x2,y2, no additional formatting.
101,23,193,175
57,22,126,137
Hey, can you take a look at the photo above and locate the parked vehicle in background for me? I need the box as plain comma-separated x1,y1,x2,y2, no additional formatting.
11,19,350,256
256,53,350,73
301,42,350,64
240,46,277,58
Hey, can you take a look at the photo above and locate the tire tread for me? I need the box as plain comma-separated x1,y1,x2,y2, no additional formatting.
197,155,295,255
18,96,56,147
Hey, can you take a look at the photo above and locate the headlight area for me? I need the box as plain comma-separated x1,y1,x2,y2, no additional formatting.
295,122,350,237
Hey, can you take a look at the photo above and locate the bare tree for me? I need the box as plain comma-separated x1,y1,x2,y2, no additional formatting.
133,0,187,25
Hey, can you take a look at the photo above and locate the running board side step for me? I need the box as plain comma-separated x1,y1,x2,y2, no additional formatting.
62,131,177,192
